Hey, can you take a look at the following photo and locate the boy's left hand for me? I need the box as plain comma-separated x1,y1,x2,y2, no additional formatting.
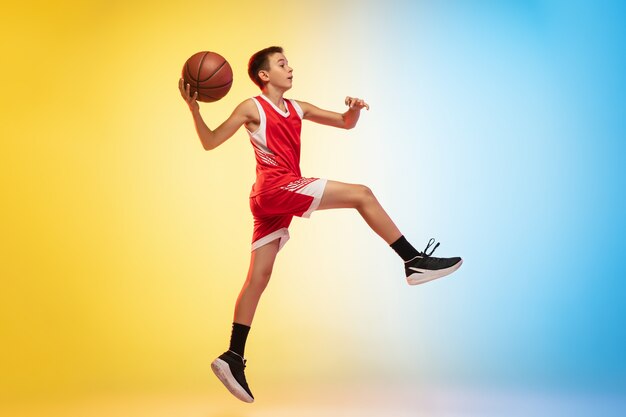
345,96,370,111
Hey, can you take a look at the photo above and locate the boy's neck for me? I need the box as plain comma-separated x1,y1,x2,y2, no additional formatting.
261,87,285,108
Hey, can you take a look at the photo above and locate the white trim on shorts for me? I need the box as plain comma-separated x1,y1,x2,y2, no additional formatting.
251,227,290,252
298,178,328,218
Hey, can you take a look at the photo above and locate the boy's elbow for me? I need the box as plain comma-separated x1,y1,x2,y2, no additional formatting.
201,134,218,150
201,139,214,151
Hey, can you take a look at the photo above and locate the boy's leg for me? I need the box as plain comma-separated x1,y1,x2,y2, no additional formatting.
317,180,462,285
317,180,401,243
234,238,281,326
211,238,281,404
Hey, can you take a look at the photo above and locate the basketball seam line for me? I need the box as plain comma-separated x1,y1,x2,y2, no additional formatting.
195,80,233,90
199,58,226,83
195,52,209,97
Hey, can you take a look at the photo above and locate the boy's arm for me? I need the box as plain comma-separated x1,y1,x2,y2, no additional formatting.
179,78,256,150
297,96,369,130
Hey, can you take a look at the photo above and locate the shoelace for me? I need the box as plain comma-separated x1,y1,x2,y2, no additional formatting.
422,238,440,257
228,350,247,367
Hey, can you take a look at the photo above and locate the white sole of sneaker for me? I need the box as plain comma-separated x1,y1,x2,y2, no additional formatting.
406,259,463,286
211,358,254,403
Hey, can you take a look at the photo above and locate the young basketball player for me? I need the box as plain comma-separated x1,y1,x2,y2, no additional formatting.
178,46,462,403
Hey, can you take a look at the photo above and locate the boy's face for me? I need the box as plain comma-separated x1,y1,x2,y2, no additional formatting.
260,53,293,91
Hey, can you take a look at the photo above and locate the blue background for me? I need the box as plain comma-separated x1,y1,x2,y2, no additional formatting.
353,0,626,392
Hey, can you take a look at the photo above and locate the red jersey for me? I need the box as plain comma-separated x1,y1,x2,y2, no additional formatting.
247,95,306,197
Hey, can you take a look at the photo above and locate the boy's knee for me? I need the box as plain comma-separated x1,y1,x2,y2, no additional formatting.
356,184,375,206
251,266,273,289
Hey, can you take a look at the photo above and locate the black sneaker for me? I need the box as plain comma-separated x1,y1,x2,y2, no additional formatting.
211,350,254,403
405,238,463,285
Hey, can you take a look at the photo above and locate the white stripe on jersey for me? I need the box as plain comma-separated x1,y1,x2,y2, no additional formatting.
248,97,272,154
288,99,304,119
255,147,279,166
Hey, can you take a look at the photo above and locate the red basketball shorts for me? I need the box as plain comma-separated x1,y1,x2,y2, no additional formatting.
250,178,327,252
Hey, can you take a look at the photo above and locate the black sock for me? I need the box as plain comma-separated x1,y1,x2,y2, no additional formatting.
390,235,420,262
229,322,251,357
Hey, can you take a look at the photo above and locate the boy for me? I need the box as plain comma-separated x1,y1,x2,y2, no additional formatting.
178,46,462,403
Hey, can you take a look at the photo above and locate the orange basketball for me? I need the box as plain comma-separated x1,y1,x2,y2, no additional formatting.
182,51,233,102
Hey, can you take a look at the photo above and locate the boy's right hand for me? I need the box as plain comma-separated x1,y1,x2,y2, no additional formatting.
345,96,370,111
178,78,199,112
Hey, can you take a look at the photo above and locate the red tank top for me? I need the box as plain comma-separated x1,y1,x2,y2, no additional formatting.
247,95,304,196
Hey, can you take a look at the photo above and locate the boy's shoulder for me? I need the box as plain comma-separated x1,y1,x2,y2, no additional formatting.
228,98,259,123
236,97,257,110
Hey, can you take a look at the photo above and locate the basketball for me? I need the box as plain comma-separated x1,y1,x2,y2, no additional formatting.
182,51,233,103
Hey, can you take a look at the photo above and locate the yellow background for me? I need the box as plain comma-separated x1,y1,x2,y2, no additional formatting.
1,0,407,410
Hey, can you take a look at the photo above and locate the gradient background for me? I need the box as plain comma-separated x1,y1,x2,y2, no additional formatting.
1,0,625,416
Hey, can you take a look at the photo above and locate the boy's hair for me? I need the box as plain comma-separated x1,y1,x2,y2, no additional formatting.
248,46,284,90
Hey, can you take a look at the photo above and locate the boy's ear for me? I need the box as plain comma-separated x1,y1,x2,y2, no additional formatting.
258,70,270,82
